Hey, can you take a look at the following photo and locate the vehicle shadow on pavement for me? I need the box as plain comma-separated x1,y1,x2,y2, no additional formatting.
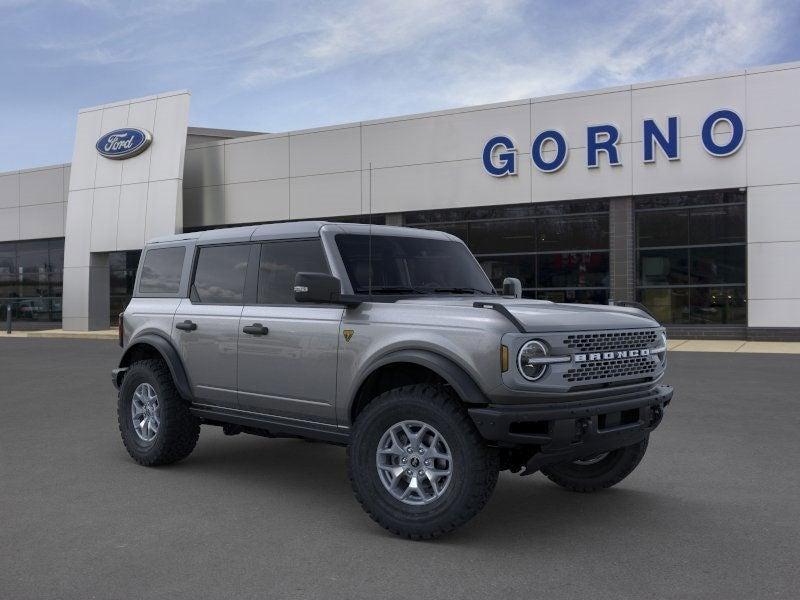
161,431,681,545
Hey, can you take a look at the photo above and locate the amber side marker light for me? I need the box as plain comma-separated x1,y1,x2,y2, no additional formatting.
501,345,509,372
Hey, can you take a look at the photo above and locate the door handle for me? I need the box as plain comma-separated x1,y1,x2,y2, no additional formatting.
242,323,269,336
175,320,197,332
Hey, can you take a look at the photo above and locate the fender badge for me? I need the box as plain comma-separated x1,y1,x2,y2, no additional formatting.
343,329,354,342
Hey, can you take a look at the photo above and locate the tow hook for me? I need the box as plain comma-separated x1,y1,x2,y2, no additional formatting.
573,418,589,442
650,406,663,427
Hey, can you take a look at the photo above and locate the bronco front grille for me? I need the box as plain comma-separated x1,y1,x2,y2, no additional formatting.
563,356,658,383
563,329,659,353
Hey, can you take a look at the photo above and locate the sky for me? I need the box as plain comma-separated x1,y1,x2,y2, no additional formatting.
0,0,798,171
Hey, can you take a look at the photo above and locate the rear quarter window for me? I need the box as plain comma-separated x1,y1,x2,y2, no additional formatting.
138,247,186,295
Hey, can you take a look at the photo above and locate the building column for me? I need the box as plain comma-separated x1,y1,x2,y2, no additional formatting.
609,197,634,303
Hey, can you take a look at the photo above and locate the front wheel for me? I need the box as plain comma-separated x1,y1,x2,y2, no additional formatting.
540,437,649,493
347,385,499,540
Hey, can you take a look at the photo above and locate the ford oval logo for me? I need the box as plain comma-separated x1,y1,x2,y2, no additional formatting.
96,128,152,160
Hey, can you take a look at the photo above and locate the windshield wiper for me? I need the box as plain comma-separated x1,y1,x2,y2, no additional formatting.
432,287,492,295
355,286,427,295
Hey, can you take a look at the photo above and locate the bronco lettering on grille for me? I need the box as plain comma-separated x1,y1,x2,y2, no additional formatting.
574,348,651,362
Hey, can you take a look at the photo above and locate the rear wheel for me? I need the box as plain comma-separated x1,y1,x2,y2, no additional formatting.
540,437,649,493
117,359,200,466
347,384,499,539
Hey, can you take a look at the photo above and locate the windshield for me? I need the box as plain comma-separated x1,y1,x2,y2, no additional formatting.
335,234,496,296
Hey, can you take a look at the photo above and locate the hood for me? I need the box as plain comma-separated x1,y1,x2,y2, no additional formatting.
395,296,659,332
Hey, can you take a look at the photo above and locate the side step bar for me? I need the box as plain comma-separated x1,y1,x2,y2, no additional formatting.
190,404,349,445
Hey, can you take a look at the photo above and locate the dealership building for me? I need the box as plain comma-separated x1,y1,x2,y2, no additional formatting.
1,60,799,339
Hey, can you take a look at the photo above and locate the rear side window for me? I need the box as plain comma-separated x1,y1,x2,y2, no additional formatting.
192,244,250,304
138,247,185,294
258,240,329,304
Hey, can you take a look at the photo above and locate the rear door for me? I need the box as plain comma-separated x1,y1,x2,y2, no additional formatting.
173,243,253,408
237,239,343,425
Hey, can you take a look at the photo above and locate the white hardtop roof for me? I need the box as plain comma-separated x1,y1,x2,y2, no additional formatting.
145,221,454,246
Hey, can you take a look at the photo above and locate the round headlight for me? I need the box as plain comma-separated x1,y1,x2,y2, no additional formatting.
657,331,668,364
517,340,549,381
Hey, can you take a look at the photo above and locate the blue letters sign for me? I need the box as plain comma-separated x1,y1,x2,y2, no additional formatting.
483,108,744,176
96,128,152,160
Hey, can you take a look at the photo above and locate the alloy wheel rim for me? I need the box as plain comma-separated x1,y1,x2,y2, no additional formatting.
375,420,453,506
131,382,160,442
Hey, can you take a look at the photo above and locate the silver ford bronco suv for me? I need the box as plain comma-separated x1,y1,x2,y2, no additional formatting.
113,221,672,539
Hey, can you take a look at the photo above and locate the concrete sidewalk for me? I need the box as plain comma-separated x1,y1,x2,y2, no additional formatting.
667,339,800,354
1,328,799,353
0,328,117,341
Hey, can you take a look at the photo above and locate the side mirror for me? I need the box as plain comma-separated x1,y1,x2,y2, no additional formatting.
502,277,522,299
294,272,361,307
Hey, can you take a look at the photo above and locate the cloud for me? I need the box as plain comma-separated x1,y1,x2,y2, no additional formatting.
235,0,517,88
0,0,794,170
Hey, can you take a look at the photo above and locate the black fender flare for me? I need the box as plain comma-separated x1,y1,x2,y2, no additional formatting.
118,332,193,401
351,349,489,415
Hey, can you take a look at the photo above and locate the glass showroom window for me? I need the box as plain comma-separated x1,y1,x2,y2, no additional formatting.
405,201,610,303
109,250,142,325
635,189,746,325
0,238,64,324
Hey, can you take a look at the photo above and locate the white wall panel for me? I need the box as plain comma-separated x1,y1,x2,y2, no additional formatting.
69,109,103,191
90,186,120,251
534,90,631,147
0,207,19,240
746,68,800,130
632,139,747,195
94,104,129,189
748,299,800,327
290,127,360,177
149,93,191,182
116,183,148,250
290,171,360,219
145,179,182,241
748,241,800,300
20,202,64,239
225,136,288,183
19,167,64,206
225,179,289,224
363,103,529,169
121,99,157,185
0,173,19,209
185,145,224,188
747,184,800,243
64,190,93,268
631,75,746,141
532,144,632,202
747,126,800,187
184,185,225,229
371,158,530,214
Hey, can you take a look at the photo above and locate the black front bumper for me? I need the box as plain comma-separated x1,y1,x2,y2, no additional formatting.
469,384,672,473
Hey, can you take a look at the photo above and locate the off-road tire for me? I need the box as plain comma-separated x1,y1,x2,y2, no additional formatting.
347,384,499,540
117,359,200,466
540,437,649,493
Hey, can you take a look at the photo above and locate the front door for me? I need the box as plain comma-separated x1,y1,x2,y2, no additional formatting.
237,239,343,425
173,243,252,408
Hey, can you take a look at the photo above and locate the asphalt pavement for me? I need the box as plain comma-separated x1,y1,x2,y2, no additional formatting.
0,338,798,599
